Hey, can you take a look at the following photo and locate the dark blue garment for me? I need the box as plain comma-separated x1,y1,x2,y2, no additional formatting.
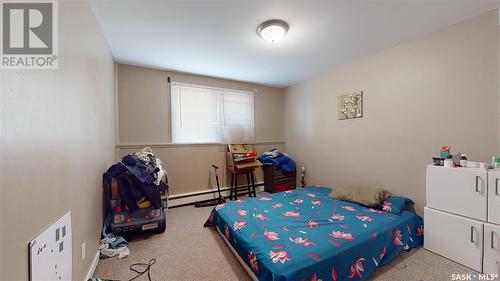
122,155,155,184
103,163,128,184
115,173,144,212
115,173,162,213
257,155,296,174
257,155,277,166
273,156,289,166
280,162,296,174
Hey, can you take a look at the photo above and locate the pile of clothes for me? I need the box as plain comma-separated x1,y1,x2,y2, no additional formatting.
257,148,296,174
103,147,168,213
99,215,130,259
100,147,168,259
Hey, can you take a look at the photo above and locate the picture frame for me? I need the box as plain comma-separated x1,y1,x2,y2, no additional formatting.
338,91,363,120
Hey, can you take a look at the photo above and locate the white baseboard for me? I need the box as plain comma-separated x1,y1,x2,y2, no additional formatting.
84,250,100,281
168,183,264,207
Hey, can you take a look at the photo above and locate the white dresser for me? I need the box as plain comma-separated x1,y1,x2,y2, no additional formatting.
425,165,500,273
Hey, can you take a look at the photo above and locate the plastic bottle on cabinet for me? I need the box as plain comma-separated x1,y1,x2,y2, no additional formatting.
460,154,467,167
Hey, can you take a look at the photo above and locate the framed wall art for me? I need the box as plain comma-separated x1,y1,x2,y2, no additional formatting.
338,91,363,120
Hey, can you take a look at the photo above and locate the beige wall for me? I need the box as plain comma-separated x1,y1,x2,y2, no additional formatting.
284,10,499,215
0,1,116,280
116,64,286,195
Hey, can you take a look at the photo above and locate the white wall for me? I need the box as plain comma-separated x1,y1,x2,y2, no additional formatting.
284,10,499,215
0,1,116,280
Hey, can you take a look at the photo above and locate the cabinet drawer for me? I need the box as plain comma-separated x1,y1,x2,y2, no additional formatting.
484,223,500,274
426,165,487,221
274,174,296,181
266,183,296,193
488,171,500,225
424,207,483,272
274,177,296,184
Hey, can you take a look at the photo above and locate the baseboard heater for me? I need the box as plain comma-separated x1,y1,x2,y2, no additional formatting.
168,182,264,208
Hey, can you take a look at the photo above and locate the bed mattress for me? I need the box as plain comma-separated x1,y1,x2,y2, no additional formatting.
204,186,423,281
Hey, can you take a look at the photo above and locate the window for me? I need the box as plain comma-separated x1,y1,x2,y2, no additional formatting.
171,82,255,144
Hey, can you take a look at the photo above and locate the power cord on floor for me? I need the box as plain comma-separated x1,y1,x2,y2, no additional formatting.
88,258,157,281
128,258,156,281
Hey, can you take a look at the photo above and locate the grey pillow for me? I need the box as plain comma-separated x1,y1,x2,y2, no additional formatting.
329,186,392,207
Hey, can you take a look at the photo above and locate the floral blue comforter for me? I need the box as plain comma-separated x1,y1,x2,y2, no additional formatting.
204,187,423,281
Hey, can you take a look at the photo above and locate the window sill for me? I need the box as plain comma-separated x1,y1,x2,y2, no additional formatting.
116,140,285,149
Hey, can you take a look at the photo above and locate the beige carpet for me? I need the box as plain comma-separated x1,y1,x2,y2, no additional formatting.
94,205,477,281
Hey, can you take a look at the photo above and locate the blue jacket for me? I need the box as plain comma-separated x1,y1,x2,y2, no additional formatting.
257,155,296,173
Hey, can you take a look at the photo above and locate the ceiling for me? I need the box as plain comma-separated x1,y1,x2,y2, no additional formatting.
90,0,498,88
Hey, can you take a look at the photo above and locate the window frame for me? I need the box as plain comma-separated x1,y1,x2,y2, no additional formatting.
170,81,255,144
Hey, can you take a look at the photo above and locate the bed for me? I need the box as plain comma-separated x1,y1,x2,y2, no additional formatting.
204,186,423,281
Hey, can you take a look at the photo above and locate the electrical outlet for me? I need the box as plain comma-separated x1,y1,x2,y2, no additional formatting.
81,242,86,260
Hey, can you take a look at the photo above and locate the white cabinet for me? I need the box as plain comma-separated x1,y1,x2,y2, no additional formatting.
484,223,500,274
426,165,487,221
489,170,500,225
425,166,500,273
424,207,484,272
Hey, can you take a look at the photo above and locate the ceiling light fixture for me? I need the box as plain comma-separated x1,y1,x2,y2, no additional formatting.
257,19,289,43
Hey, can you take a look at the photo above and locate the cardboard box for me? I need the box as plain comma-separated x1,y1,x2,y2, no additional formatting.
229,144,257,163
226,144,261,172
228,144,253,154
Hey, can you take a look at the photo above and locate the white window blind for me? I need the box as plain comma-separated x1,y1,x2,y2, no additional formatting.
171,82,255,144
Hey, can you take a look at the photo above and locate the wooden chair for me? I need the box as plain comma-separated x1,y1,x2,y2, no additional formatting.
229,169,257,200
